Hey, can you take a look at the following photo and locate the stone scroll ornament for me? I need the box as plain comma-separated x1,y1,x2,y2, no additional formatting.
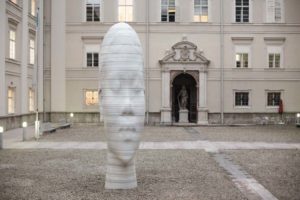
99,23,145,189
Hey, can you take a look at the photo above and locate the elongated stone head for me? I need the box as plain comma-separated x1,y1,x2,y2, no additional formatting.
99,23,145,189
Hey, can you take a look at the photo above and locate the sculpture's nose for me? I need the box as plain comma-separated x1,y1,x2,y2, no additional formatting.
121,96,134,116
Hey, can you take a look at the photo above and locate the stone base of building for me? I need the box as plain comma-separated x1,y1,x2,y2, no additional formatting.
0,112,298,131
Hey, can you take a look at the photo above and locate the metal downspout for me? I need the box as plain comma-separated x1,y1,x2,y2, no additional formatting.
146,0,150,124
220,0,224,124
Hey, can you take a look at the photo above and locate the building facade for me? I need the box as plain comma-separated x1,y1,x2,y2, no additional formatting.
1,0,300,129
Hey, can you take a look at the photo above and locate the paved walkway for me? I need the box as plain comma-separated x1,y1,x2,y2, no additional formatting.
1,125,300,200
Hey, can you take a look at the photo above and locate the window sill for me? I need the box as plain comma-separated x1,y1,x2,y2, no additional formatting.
264,68,284,71
233,67,252,70
84,67,99,69
6,58,20,65
266,106,279,109
234,106,251,109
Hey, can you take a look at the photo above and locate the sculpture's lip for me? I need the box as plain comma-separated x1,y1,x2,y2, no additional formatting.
119,127,136,132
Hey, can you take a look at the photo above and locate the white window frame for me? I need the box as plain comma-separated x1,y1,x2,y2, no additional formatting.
85,0,101,22
235,45,251,68
193,0,209,22
30,0,36,16
83,89,99,108
267,46,283,68
233,90,251,109
161,0,176,22
118,0,134,22
84,44,100,68
29,38,35,64
265,90,282,108
233,0,252,23
266,0,284,23
8,87,16,114
9,29,16,60
29,88,35,112
10,0,18,5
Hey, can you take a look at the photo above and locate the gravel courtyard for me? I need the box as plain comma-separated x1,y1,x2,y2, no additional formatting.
0,125,299,200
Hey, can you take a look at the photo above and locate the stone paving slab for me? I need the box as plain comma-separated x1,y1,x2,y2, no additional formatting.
225,149,300,200
6,125,299,143
0,150,246,200
4,140,300,151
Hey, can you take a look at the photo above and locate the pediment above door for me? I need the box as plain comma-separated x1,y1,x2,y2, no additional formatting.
159,41,210,65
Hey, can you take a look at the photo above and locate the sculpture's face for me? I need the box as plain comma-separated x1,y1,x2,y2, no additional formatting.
100,23,145,165
102,70,144,164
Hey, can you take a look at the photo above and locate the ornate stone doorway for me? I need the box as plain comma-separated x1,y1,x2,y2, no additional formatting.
172,73,197,123
159,40,210,125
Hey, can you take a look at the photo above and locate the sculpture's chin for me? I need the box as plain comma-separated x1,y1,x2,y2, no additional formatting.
109,149,136,166
108,140,140,166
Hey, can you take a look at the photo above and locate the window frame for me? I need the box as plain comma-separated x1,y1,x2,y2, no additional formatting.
7,87,16,114
118,0,134,22
267,92,281,107
9,29,16,60
234,45,251,68
161,0,176,22
233,90,251,109
29,38,35,65
85,0,101,22
29,88,35,112
84,44,100,68
29,0,36,16
265,90,284,109
83,89,99,108
266,0,284,23
267,46,283,69
233,0,252,23
194,0,209,22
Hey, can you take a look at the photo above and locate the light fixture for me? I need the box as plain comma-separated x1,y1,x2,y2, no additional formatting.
22,122,28,128
0,126,3,133
70,113,74,118
297,113,300,118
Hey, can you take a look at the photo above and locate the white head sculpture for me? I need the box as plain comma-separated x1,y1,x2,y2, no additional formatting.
99,23,145,189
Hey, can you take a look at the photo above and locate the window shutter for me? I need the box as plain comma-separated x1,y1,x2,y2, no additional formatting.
266,0,275,22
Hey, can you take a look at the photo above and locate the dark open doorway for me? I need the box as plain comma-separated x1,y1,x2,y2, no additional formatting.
172,73,197,123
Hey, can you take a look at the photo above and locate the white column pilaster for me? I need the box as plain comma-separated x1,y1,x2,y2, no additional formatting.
51,0,66,112
37,0,44,112
160,70,171,124
21,0,29,114
0,0,6,116
198,71,208,124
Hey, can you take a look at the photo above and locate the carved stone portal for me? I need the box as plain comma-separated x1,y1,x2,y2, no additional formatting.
159,40,209,125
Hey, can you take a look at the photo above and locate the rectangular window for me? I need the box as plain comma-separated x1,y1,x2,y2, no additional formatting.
267,92,280,106
9,30,16,59
29,39,35,64
267,46,282,68
10,0,17,4
235,0,249,22
86,52,99,67
194,0,208,22
29,88,35,112
30,0,36,16
236,53,248,68
84,45,100,67
268,53,280,68
119,0,133,22
8,87,15,114
85,90,99,106
266,0,283,22
235,92,249,106
161,0,175,22
86,0,100,21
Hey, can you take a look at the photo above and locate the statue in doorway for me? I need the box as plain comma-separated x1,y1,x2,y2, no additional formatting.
177,85,188,110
